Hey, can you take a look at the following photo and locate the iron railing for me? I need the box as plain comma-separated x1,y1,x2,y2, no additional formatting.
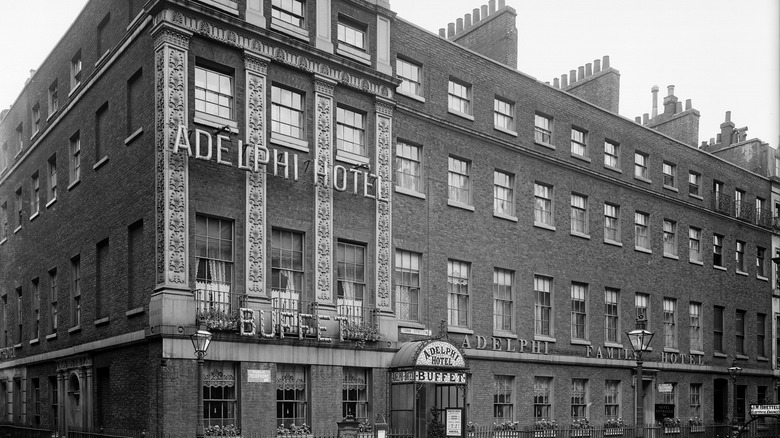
195,285,246,331
713,192,733,215
463,423,780,438
734,200,754,222
336,301,379,341
756,208,772,228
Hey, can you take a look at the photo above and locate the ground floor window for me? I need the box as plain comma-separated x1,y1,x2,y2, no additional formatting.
277,365,308,431
342,368,369,420
533,377,552,422
203,362,237,429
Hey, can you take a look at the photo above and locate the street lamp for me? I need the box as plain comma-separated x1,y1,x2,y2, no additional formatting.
728,363,743,424
191,329,213,437
626,322,654,438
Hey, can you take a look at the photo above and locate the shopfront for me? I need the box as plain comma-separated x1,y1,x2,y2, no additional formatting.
389,340,469,436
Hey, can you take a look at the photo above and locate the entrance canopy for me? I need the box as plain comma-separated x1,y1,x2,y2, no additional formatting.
389,340,468,384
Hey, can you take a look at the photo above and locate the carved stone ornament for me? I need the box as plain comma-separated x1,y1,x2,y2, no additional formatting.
56,356,93,372
246,67,267,296
154,25,189,286
375,115,393,308
314,86,334,302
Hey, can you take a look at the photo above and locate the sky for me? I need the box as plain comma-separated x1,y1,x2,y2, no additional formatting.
0,0,777,148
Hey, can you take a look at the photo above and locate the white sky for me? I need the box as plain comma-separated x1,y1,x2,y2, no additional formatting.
1,0,777,148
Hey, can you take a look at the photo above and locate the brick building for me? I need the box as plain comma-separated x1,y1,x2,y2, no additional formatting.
0,0,777,436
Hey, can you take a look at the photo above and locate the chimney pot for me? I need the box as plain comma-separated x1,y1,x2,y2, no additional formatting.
585,63,593,76
553,78,560,88
635,116,642,123
489,0,496,13
481,5,488,17
499,0,506,8
651,85,659,119
465,13,472,28
578,66,585,80
602,55,610,69
643,113,649,124
685,99,692,110
447,22,455,38
725,111,731,122
439,28,446,37
570,69,577,83
667,85,675,96
473,8,481,22
594,59,601,73
561,74,568,88
456,18,463,33
710,137,715,145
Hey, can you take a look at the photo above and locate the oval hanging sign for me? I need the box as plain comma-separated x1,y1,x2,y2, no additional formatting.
416,341,466,368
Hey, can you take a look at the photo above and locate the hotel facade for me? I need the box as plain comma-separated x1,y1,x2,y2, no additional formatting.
0,0,778,436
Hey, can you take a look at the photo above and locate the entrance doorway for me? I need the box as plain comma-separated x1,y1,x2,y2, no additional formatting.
714,379,729,423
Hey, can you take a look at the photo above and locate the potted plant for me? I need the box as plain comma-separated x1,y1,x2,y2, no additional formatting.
662,418,681,434
357,418,373,438
603,418,625,436
428,407,446,438
688,417,704,433
534,419,557,438
493,420,519,438
204,424,241,437
569,418,592,437
276,423,311,437
467,422,478,438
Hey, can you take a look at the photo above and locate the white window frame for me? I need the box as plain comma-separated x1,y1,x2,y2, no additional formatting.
634,212,650,251
534,183,554,228
194,65,235,127
336,106,367,160
604,140,619,168
448,157,471,207
570,127,587,157
634,151,649,180
689,227,702,263
270,84,306,150
663,219,677,257
570,193,588,235
494,97,515,134
534,275,553,338
448,79,472,117
689,302,702,351
70,51,82,92
395,141,422,195
688,171,701,197
447,260,470,328
494,170,514,218
604,203,620,243
394,250,420,322
663,298,677,349
604,288,620,344
396,58,422,98
570,283,588,341
493,268,513,333
663,162,677,188
534,114,553,145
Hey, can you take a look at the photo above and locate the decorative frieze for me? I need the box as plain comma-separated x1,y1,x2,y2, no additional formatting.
374,98,394,309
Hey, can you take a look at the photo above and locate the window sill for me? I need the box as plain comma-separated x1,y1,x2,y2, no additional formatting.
46,198,57,209
46,112,57,122
95,50,110,67
736,270,748,276
663,185,679,193
270,18,309,42
125,307,145,318
713,352,727,358
690,349,704,356
757,356,769,362
494,126,517,137
198,0,239,15
493,331,517,339
30,211,40,222
447,326,474,335
571,153,591,163
68,325,81,334
533,335,556,343
270,132,310,153
635,246,652,254
13,343,22,349
534,140,556,151
735,354,749,361
634,175,652,184
68,86,80,98
395,186,425,199
447,108,474,121
397,320,426,329
663,253,679,260
571,339,591,346
46,333,57,341
68,179,80,191
757,275,769,282
605,342,624,349
447,200,475,212
194,112,239,134
714,265,727,271
493,211,517,222
13,225,22,234
93,155,109,170
663,347,680,353
124,127,144,146
604,238,623,247
334,150,369,166
604,164,622,174
95,316,110,326
533,222,556,231
570,231,590,240
689,259,703,266
0,238,6,246
689,194,703,201
336,44,371,66
29,338,39,346
396,88,425,103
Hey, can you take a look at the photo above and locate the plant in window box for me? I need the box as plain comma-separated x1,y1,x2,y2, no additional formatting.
197,307,240,332
357,418,373,438
343,321,381,347
662,418,681,434
603,418,625,436
688,417,704,433
569,418,593,437
276,423,311,437
493,420,519,438
204,424,241,437
534,419,557,438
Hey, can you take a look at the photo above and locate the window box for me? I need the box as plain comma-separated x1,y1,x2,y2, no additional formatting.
570,430,591,437
663,427,681,434
604,429,623,436
534,431,556,438
493,431,520,438
690,426,705,433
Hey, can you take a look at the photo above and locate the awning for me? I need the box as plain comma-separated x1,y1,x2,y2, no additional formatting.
389,339,468,370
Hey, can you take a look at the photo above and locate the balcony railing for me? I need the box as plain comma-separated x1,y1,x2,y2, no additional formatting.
271,293,317,336
337,300,379,342
712,192,732,215
756,207,772,228
734,200,754,222
195,282,245,331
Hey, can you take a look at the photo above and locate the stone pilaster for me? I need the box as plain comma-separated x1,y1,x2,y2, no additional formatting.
374,98,394,310
244,52,270,299
314,76,336,304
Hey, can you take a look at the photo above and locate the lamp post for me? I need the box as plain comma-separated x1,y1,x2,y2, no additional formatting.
728,363,743,425
626,321,654,438
191,329,213,437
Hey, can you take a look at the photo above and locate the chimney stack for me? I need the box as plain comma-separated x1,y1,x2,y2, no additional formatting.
578,66,585,80
685,99,692,111
594,59,601,73
447,22,455,38
585,63,592,77
561,74,568,88
499,0,506,8
464,13,472,28
473,8,480,22
667,85,675,96
602,55,610,69
456,17,463,33
481,5,488,17
570,69,577,83
489,0,496,13
553,78,560,88
439,28,446,37
651,85,659,118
